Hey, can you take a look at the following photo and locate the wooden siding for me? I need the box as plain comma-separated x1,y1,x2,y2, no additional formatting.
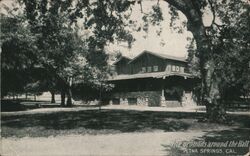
130,53,166,74
115,58,131,75
114,52,188,75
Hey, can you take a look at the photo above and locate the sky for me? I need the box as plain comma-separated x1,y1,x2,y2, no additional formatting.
1,0,213,58
107,1,213,58
107,1,191,58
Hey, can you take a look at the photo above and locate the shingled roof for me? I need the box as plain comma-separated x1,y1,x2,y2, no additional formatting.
112,50,187,66
128,50,187,64
112,56,132,65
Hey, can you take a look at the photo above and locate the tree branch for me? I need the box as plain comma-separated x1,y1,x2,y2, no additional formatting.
139,1,143,13
208,0,216,27
164,0,201,24
164,0,187,13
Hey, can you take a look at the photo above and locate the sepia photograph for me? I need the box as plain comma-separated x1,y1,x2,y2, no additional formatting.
1,0,250,155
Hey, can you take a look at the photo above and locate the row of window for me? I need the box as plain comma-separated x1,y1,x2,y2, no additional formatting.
141,65,181,73
142,66,158,73
172,65,180,72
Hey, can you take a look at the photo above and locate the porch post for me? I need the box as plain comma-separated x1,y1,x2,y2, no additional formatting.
181,90,186,107
161,89,165,99
160,77,166,106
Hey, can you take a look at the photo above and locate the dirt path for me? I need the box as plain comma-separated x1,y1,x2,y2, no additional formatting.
1,131,205,156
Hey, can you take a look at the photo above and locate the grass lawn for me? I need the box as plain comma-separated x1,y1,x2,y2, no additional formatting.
1,109,250,155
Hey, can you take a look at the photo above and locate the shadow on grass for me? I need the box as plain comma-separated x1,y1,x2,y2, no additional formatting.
1,110,207,137
1,99,58,112
1,100,27,112
1,99,106,112
162,122,250,156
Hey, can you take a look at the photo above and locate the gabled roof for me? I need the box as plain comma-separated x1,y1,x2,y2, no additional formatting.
128,50,187,64
112,56,132,65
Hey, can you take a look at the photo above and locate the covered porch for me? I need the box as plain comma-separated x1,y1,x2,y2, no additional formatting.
107,73,199,107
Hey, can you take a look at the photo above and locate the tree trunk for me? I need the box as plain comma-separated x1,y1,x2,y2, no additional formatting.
66,87,72,107
50,91,55,103
99,86,102,111
61,91,65,107
164,0,227,122
66,77,73,107
205,99,227,122
189,22,227,122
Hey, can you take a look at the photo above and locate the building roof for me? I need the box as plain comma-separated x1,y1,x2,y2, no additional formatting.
108,72,194,81
128,50,187,64
112,56,132,65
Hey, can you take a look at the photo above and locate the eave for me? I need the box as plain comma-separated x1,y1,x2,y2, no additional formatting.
108,72,195,81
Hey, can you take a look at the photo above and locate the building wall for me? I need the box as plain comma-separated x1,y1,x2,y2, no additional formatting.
130,53,166,74
115,53,188,75
115,58,131,75
109,91,161,106
181,91,197,107
110,52,197,107
107,76,199,107
161,100,182,107
108,90,191,107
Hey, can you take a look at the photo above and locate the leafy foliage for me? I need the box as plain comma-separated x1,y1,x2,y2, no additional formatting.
207,1,250,100
2,0,249,113
1,13,36,97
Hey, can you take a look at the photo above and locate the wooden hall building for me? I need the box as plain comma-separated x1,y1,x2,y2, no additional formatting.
107,50,199,107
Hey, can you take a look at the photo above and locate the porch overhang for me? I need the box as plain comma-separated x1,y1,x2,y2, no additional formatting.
108,72,195,81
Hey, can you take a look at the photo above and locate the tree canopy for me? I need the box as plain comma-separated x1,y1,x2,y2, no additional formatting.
1,0,249,122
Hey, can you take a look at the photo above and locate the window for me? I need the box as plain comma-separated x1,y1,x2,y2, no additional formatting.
142,67,146,73
172,65,180,72
172,65,176,71
147,66,152,72
153,66,159,72
165,65,170,71
176,66,180,72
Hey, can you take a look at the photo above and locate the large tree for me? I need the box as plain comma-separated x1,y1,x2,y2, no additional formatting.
2,0,117,106
15,0,93,106
68,0,249,122
1,13,36,98
209,1,250,104
162,0,249,122
17,0,136,106
3,0,249,121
